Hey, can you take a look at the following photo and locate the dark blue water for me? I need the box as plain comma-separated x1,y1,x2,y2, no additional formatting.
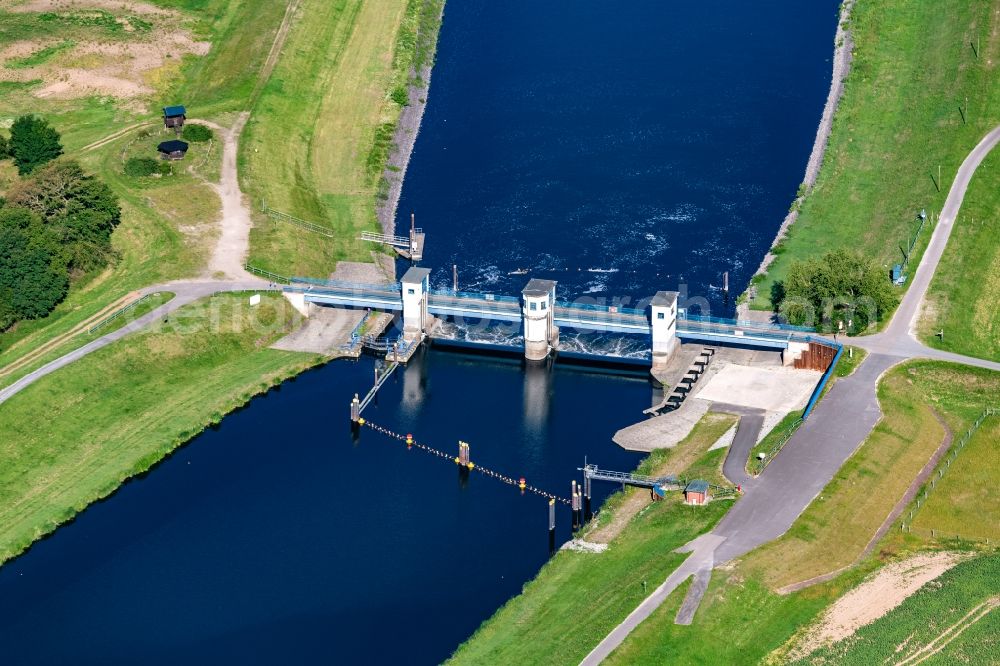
0,351,648,664
399,0,839,313
0,1,839,662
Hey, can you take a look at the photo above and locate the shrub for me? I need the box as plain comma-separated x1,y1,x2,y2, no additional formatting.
0,135,10,159
774,249,897,332
124,157,160,177
182,124,213,142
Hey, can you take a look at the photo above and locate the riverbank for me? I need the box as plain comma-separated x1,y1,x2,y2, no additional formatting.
0,294,327,566
377,1,446,236
745,0,1000,315
740,0,856,312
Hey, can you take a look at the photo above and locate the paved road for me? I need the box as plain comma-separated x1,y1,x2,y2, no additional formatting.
712,403,765,488
0,280,274,407
582,126,1000,664
850,123,1000,372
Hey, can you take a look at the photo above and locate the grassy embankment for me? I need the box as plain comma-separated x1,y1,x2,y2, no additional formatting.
0,294,318,566
751,0,1000,324
919,149,1000,361
243,0,444,277
454,361,998,663
0,0,289,381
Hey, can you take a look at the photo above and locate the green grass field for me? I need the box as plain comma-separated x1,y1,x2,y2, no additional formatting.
0,0,287,373
752,0,1000,322
243,0,442,277
912,415,999,542
448,498,729,665
919,150,1000,362
790,554,1000,665
0,294,318,566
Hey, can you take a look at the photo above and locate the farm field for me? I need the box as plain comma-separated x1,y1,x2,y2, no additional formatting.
751,0,1000,321
789,554,1000,665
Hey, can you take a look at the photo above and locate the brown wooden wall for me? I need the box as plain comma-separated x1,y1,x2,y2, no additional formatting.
794,342,837,372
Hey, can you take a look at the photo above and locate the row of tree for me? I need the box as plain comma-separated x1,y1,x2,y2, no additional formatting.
1,117,120,331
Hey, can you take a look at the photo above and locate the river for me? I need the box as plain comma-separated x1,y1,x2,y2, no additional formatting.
0,0,838,662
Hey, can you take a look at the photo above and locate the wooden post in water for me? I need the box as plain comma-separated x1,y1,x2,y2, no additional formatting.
453,264,458,292
723,271,729,293
571,481,580,529
548,498,556,551
583,471,592,521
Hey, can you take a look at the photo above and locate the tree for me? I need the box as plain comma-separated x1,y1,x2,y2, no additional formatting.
7,160,121,272
0,225,68,330
0,134,10,159
9,115,63,175
773,249,897,332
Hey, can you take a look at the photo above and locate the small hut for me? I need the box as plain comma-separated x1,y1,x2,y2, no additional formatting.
162,105,186,130
157,140,189,160
684,480,711,506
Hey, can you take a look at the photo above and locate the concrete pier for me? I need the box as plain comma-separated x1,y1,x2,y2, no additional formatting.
521,279,558,361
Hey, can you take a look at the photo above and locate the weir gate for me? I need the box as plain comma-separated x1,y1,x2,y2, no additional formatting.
281,267,820,370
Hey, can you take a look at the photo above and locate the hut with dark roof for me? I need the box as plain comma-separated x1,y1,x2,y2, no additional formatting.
157,140,189,160
162,105,186,130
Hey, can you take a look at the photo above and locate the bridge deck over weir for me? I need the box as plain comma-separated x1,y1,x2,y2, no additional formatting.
282,271,821,366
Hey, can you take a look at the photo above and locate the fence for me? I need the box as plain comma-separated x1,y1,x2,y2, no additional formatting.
747,417,804,476
261,203,336,238
431,288,519,304
681,312,815,333
245,264,290,284
88,293,160,334
902,407,996,534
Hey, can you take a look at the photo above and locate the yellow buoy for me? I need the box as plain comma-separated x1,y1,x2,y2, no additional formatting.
454,457,461,464
467,463,475,470
358,418,365,425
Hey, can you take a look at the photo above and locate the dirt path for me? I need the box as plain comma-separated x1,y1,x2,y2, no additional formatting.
81,121,155,153
196,116,253,280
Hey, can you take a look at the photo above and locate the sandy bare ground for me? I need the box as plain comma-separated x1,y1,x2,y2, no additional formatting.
0,4,209,106
4,0,172,15
783,552,967,662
